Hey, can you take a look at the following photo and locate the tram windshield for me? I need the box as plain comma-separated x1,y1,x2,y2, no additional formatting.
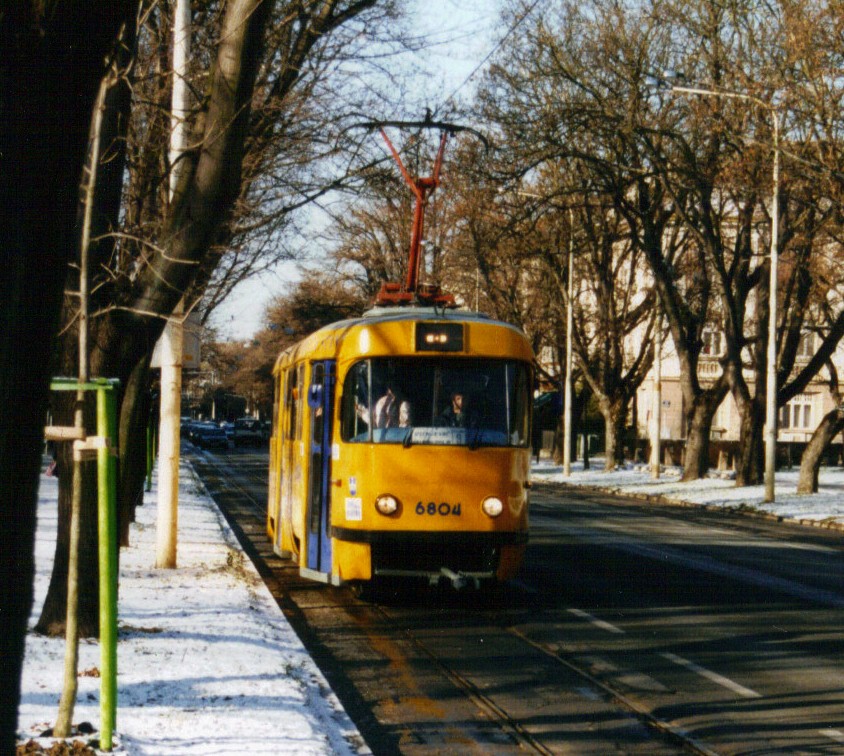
340,358,531,447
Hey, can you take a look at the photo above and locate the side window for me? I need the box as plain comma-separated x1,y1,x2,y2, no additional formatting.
284,367,297,440
341,361,371,441
509,363,531,446
295,362,305,440
310,362,325,442
272,371,281,435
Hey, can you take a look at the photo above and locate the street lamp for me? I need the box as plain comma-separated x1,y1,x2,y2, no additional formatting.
665,79,780,502
563,208,574,476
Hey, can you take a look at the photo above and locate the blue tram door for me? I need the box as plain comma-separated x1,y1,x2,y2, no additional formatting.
305,360,335,580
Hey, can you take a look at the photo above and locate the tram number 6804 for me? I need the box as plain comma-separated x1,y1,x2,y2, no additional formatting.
416,501,462,516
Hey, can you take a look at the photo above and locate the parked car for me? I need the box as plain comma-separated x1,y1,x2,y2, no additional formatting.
232,417,264,446
188,421,214,444
194,424,230,450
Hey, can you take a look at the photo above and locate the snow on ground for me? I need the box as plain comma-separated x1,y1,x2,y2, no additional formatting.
532,458,844,528
17,465,367,755
17,454,844,754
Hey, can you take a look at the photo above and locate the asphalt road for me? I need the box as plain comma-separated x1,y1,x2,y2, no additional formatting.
189,445,844,755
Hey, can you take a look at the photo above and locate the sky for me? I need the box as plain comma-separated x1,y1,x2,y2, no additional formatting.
17,454,844,753
211,1,505,342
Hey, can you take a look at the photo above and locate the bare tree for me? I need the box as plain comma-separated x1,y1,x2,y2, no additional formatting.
0,2,139,747
479,0,844,484
37,0,398,638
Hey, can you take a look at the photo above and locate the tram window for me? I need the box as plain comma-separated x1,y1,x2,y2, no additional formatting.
272,372,281,435
341,361,372,441
340,357,531,447
310,363,325,441
284,368,297,440
295,363,305,440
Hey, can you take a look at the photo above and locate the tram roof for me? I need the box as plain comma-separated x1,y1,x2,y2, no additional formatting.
274,306,531,371
319,305,530,335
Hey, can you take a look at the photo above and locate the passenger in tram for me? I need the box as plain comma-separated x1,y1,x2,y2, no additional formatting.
359,383,412,429
437,388,468,428
373,384,412,428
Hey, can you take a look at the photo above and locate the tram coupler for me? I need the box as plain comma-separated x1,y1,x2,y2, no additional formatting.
436,567,479,591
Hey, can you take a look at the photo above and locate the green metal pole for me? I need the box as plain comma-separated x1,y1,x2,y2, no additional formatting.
96,383,118,750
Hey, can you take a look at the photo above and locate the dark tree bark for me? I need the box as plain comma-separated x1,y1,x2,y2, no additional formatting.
0,3,138,748
38,0,385,637
682,387,729,481
797,408,844,494
118,358,154,547
36,23,138,638
735,394,765,488
36,0,277,636
600,400,627,470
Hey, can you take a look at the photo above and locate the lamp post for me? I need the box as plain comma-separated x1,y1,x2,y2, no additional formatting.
666,81,780,502
501,188,577,475
563,208,574,476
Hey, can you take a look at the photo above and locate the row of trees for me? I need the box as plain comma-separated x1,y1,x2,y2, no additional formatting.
222,0,844,497
7,0,844,746
2,0,421,747
476,0,844,490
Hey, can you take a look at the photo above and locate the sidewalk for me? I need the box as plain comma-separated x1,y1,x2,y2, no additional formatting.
17,463,368,755
532,458,844,530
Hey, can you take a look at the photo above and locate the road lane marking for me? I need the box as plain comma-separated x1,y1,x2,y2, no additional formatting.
568,608,625,634
661,652,761,698
820,729,844,744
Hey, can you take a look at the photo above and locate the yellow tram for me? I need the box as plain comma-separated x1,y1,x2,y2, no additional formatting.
266,306,534,590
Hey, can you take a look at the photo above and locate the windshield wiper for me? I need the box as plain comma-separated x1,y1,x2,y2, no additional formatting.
402,428,414,448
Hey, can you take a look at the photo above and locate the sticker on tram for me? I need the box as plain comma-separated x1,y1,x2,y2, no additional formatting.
415,502,462,516
345,497,362,521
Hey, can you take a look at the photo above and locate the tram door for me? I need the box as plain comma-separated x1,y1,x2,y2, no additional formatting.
305,361,335,577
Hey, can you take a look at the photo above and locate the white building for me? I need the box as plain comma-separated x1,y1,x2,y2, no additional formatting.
635,329,844,467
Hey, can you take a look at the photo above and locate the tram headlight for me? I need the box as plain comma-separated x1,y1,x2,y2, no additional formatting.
482,496,504,518
375,494,399,516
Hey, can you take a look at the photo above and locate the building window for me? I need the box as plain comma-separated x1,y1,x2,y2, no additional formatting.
779,394,814,430
702,330,722,356
797,332,815,359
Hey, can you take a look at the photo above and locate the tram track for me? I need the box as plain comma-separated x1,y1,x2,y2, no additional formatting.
188,448,557,753
369,596,713,755
188,447,709,754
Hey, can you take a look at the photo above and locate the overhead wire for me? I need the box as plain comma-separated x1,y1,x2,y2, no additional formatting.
439,0,547,113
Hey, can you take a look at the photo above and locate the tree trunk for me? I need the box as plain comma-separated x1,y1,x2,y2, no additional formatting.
681,391,724,481
735,396,765,487
118,358,153,546
602,407,626,470
797,409,844,494
0,6,137,745
35,397,101,638
36,0,277,636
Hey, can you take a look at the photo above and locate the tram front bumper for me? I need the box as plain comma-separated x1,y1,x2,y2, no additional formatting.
332,528,528,582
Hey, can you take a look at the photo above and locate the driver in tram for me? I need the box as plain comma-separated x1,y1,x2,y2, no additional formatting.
437,388,468,428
